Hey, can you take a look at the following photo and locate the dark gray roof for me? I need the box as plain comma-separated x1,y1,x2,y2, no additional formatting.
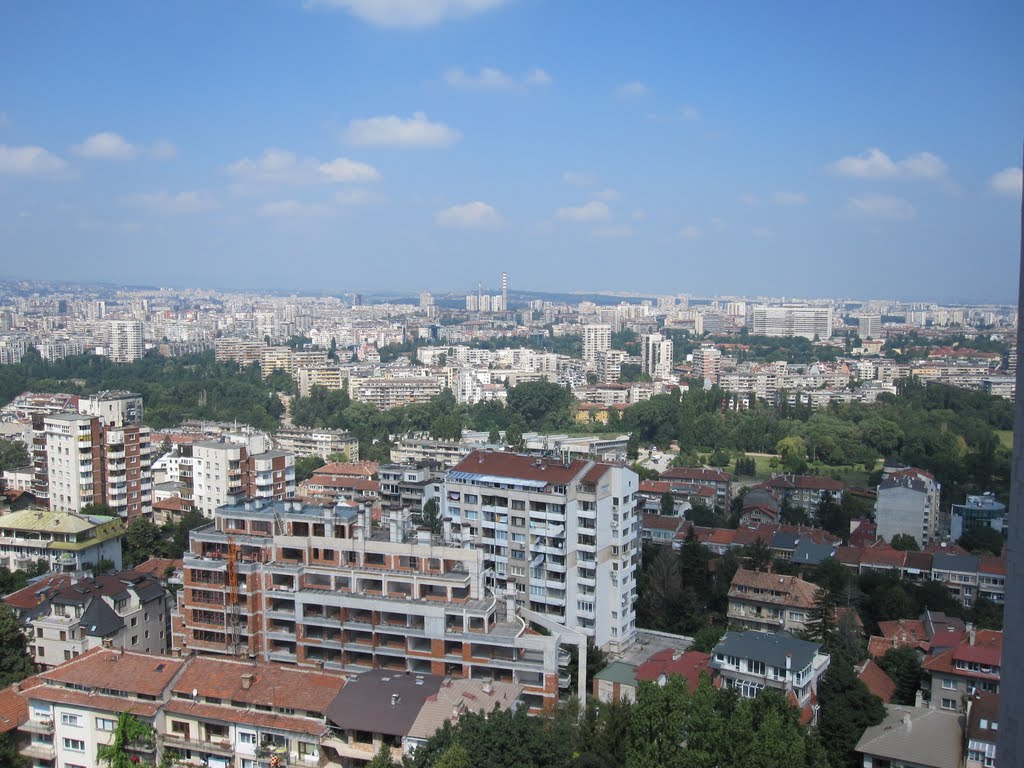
80,598,124,637
712,631,820,671
771,532,800,551
931,553,979,573
325,669,443,736
791,540,836,565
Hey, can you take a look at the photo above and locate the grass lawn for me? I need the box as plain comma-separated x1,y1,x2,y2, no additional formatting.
997,430,1013,449
727,453,879,488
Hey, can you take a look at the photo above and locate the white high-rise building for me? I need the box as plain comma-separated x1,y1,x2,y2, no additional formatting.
582,325,612,370
692,344,722,383
641,333,674,379
857,314,882,340
751,306,833,340
108,319,143,362
444,451,638,653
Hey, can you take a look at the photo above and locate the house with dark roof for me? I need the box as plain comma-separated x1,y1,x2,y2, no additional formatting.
709,631,829,720
4,570,169,670
855,705,963,768
965,692,999,768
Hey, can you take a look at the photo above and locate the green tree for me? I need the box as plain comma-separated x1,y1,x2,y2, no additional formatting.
169,510,207,559
660,492,675,516
294,454,326,483
420,498,443,536
958,526,1004,556
505,417,525,451
488,424,502,444
690,625,727,654
435,743,472,768
743,539,773,572
626,432,640,461
817,657,885,768
0,603,33,687
365,742,397,768
877,646,922,705
0,438,29,474
96,713,157,768
889,533,920,551
123,517,167,567
0,732,28,768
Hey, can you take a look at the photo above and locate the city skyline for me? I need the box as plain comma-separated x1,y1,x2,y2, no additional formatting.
1,1,1022,301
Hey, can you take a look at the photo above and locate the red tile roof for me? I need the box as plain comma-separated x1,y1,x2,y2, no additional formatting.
315,461,379,478
131,558,183,579
660,467,731,483
3,574,73,610
764,474,845,492
642,513,685,532
0,676,43,733
452,451,591,485
856,660,896,703
635,650,712,692
923,631,1002,676
40,648,186,697
639,480,672,495
162,698,330,737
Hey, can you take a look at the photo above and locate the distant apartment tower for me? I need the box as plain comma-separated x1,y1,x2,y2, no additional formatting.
582,325,612,370
444,451,639,653
692,344,722,383
641,333,674,379
597,349,627,383
107,319,143,362
38,391,153,520
751,306,833,340
857,314,882,340
188,438,296,518
875,468,941,547
501,271,508,308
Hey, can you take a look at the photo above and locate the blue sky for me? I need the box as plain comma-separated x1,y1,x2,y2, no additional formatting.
1,0,1022,301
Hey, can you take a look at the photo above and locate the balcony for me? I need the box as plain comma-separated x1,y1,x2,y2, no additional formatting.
162,733,233,756
21,742,56,760
18,718,54,734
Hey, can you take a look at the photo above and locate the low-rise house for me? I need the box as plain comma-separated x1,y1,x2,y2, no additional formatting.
658,467,731,510
592,662,640,704
965,692,999,768
855,659,896,703
322,670,521,765
922,628,1001,713
0,507,125,573
709,631,829,720
727,568,819,634
760,474,845,517
634,649,712,692
5,570,169,669
855,705,963,768
641,513,687,545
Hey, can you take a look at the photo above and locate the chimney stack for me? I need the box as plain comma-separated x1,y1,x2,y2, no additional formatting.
391,693,400,707
241,673,255,690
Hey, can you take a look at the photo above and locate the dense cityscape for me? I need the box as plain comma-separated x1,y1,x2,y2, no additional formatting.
0,275,1014,768
2,1,1022,767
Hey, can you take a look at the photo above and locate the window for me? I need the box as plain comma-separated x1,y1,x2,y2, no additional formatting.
61,713,80,726
239,731,257,745
130,617,138,627
96,717,116,731
131,635,139,646
942,678,956,690
941,698,957,711
63,738,86,752
748,660,766,675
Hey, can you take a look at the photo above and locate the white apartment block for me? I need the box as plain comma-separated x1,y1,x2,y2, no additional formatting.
348,376,445,410
692,344,722,383
751,306,833,340
876,468,941,547
641,333,674,379
444,451,639,653
107,320,144,362
582,325,612,370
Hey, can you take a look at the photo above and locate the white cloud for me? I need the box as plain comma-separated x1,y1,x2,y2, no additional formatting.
525,68,552,86
846,194,916,220
631,209,649,222
319,157,380,182
73,132,138,159
709,216,726,231
595,188,620,201
345,112,460,147
562,170,595,187
127,190,216,214
0,144,67,176
678,225,699,239
150,140,178,160
616,81,650,98
773,191,808,206
555,201,609,222
445,67,551,91
593,225,631,238
227,148,380,186
680,106,700,122
828,148,948,181
260,199,331,217
303,0,507,27
436,201,504,229
990,167,1022,198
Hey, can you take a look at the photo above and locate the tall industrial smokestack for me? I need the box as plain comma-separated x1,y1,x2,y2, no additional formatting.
998,145,1023,764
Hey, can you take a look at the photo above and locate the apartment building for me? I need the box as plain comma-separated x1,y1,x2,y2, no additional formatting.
640,333,674,379
214,337,266,366
5,570,169,669
444,450,639,653
19,649,186,768
347,376,445,410
922,629,1001,714
726,568,820,634
38,407,154,520
761,474,845,517
107,319,144,362
876,468,941,547
390,439,471,468
950,493,1006,541
709,631,830,717
172,497,576,712
659,467,732,510
0,508,124,573
691,344,722,383
188,439,296,518
272,428,359,460
581,324,612,370
751,305,833,340
297,365,347,396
